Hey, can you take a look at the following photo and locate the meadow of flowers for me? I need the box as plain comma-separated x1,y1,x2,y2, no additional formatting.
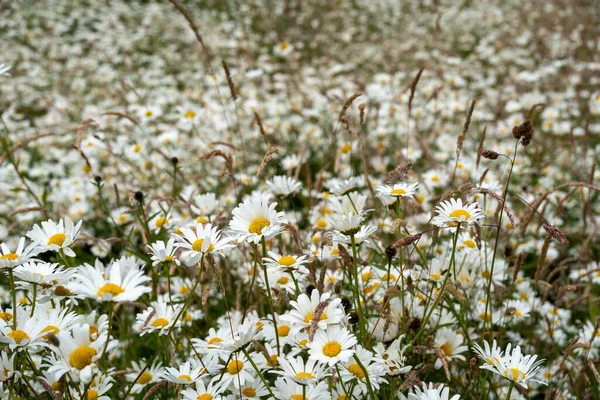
1,0,599,399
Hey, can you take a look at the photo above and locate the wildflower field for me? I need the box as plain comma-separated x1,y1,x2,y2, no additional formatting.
1,0,600,399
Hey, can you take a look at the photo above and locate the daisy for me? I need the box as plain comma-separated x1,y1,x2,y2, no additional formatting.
181,379,226,400
431,198,484,231
402,382,461,400
0,237,40,269
219,352,260,390
274,377,330,400
333,224,378,246
266,175,302,196
134,300,182,335
433,327,468,369
191,192,221,217
126,360,164,395
473,341,546,389
35,304,79,340
229,198,287,244
275,355,329,384
26,217,82,257
173,223,235,265
273,41,293,57
0,352,18,382
68,259,151,302
263,251,310,274
281,289,344,330
308,325,357,366
159,360,204,385
341,345,386,393
329,213,364,236
49,323,111,383
376,182,419,199
81,373,113,400
0,308,46,350
147,239,180,267
13,262,68,287
327,176,363,196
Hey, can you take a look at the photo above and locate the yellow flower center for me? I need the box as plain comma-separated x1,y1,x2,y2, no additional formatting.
208,337,223,345
48,233,66,246
315,219,327,229
340,144,352,154
277,325,291,337
304,312,327,324
0,253,18,260
87,390,98,400
268,354,278,366
390,188,407,196
430,272,441,281
449,209,471,220
504,368,525,381
464,239,477,248
42,325,60,339
197,395,213,400
277,276,289,285
278,256,296,266
197,216,209,224
295,371,314,380
348,363,365,379
322,341,342,357
242,387,256,397
154,217,167,228
431,175,440,182
441,343,453,356
51,381,64,391
137,371,153,384
97,283,124,298
227,360,244,374
0,312,13,322
178,374,192,382
151,318,169,328
184,110,197,119
248,218,270,235
279,41,289,50
291,395,306,400
145,110,153,117
191,239,214,253
70,346,97,369
89,326,99,341
8,330,30,344
299,339,308,347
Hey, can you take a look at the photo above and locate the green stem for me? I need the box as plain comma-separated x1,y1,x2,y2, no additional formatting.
350,234,366,344
261,238,281,355
353,353,375,399
8,270,17,329
506,382,514,399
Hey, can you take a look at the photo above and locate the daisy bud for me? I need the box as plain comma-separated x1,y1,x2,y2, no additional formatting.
348,311,359,325
94,175,102,183
170,156,179,164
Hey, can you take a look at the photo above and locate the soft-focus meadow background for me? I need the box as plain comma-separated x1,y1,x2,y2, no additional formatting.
1,0,600,399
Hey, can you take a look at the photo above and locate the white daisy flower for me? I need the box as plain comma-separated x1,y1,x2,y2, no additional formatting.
191,192,221,217
229,198,287,244
173,223,235,266
281,289,344,330
402,382,461,400
159,360,204,385
275,354,329,384
147,239,180,267
376,182,419,200
125,360,163,395
266,175,302,196
263,251,310,274
273,377,330,400
219,352,261,390
134,300,182,336
68,259,151,302
433,327,468,369
181,379,226,400
473,341,546,389
0,237,40,269
431,198,484,232
26,217,82,257
308,325,357,366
